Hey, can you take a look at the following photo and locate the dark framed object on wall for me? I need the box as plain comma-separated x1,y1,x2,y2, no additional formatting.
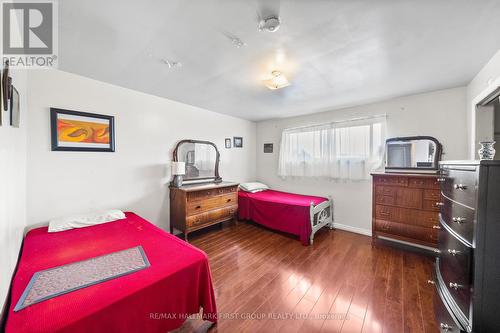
225,138,231,149
264,143,273,153
233,136,243,148
50,108,115,152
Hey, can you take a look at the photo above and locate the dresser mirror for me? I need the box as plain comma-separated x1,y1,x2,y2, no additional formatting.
385,136,442,172
173,140,222,184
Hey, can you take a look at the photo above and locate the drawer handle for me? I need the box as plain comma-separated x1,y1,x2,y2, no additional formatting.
435,202,444,207
437,177,446,182
452,217,466,224
195,205,201,209
440,323,453,331
226,198,232,203
432,225,441,229
454,184,467,191
447,249,461,256
449,282,461,290
427,280,435,285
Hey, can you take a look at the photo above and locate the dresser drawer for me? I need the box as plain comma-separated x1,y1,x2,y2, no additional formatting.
375,219,438,244
187,193,237,215
424,189,440,201
375,186,397,197
423,199,441,212
187,186,238,201
440,197,475,246
434,281,465,333
187,205,237,228
408,177,440,189
375,195,395,205
375,205,438,228
438,226,473,319
441,168,477,208
373,176,408,186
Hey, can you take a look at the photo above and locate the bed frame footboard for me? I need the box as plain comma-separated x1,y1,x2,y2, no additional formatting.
309,196,334,245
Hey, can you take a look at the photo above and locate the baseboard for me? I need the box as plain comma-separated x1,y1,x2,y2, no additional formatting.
333,222,372,237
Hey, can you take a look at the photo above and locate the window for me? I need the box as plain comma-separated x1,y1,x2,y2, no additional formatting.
278,116,386,180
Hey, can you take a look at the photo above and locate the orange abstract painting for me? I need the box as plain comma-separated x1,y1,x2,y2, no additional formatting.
51,108,115,152
57,119,110,144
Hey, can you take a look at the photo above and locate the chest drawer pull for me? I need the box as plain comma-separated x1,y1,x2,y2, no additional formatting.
453,184,467,191
439,323,453,332
449,282,461,290
447,249,461,256
195,205,201,209
452,217,466,224
432,225,441,229
435,202,444,207
437,177,446,182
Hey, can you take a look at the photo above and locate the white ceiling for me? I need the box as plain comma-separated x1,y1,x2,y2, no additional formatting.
59,0,500,121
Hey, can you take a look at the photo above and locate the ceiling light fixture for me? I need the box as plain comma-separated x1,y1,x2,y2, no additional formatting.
258,16,281,32
263,70,290,90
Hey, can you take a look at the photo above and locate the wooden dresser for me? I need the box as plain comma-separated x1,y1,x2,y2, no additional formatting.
371,172,440,249
170,181,239,241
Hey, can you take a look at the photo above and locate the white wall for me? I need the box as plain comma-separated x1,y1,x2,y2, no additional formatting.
0,68,28,311
26,70,256,229
467,49,500,158
256,87,467,235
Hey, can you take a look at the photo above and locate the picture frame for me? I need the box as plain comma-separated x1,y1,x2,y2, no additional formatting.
10,86,19,128
50,108,115,152
264,143,273,153
225,138,232,149
233,136,243,148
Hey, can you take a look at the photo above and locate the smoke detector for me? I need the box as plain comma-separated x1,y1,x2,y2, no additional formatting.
258,16,281,32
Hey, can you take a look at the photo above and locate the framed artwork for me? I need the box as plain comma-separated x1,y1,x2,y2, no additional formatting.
225,138,232,149
10,86,19,128
50,108,115,152
264,143,273,153
233,136,243,148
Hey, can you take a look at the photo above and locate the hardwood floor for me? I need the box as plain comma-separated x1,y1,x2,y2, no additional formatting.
174,221,439,333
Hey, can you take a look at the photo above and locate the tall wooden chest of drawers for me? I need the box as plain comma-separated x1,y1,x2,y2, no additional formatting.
170,182,239,241
371,172,441,249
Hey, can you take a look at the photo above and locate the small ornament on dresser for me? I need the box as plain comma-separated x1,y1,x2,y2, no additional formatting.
478,141,496,160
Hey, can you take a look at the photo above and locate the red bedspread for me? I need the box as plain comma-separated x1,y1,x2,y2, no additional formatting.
238,190,327,245
5,212,217,333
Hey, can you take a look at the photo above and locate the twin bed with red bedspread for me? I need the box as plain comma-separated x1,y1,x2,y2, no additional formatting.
5,213,217,333
238,189,334,245
5,188,332,332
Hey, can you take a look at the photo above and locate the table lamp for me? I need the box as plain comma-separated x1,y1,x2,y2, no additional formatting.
171,161,185,187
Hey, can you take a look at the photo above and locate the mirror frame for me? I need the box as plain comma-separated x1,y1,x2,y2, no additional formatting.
172,139,222,184
385,136,443,171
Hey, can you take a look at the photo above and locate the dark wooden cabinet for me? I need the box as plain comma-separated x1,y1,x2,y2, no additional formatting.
372,172,440,249
433,161,500,333
170,182,239,240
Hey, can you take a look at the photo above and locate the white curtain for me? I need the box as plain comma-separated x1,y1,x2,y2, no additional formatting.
278,116,386,181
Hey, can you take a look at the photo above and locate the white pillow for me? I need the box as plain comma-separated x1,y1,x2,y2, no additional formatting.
48,210,126,232
239,182,269,193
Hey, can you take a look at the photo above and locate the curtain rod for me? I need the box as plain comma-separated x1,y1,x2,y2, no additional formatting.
283,114,387,132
